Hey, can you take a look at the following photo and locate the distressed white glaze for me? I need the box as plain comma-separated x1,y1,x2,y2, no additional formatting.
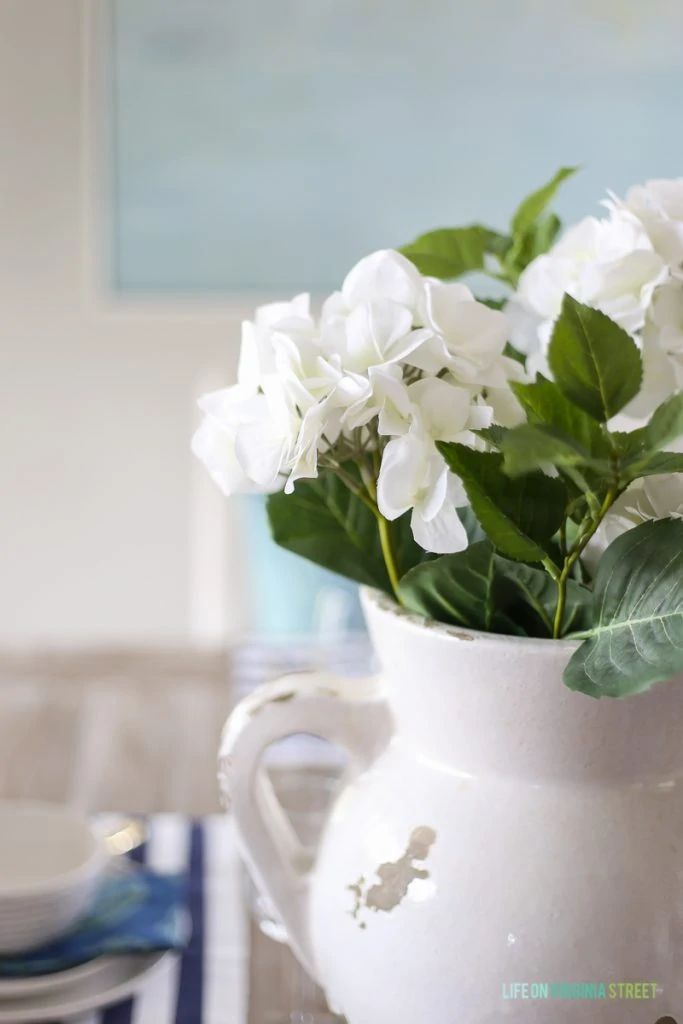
221,587,683,1023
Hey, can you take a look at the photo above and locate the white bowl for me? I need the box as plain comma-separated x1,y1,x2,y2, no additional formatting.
0,802,106,954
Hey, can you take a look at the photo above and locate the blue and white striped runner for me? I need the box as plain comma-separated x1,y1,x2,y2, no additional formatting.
69,815,248,1024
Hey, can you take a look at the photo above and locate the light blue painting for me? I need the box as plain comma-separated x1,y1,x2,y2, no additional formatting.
110,0,683,296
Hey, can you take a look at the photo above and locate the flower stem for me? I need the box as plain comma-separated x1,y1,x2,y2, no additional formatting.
367,449,402,603
327,456,402,603
552,487,617,638
559,520,568,560
327,464,378,515
552,578,568,640
377,513,402,601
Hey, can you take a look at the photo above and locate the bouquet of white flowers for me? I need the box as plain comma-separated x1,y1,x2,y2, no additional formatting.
194,169,683,699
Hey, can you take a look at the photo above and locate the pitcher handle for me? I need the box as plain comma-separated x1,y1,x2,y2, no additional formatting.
219,671,393,979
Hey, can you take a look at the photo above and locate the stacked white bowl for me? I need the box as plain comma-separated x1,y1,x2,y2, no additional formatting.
0,803,106,954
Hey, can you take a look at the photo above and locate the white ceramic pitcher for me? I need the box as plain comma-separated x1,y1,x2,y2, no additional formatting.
220,587,683,1024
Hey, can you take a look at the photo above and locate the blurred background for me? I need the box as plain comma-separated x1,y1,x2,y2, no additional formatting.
1,0,683,811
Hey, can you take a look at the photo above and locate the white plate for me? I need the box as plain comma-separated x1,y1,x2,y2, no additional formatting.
0,842,144,1001
0,955,114,1000
0,952,173,1023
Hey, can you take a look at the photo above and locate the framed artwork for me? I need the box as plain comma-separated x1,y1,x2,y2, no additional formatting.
107,0,683,298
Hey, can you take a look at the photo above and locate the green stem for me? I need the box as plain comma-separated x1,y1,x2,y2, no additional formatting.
328,464,378,515
553,579,567,640
377,514,402,600
541,557,561,583
368,450,402,603
552,488,617,638
559,520,568,560
329,455,402,603
563,467,601,516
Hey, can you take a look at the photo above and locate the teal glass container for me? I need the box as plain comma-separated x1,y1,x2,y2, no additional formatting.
239,495,364,637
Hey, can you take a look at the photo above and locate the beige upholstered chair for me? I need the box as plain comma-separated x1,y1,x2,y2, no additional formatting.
0,649,231,815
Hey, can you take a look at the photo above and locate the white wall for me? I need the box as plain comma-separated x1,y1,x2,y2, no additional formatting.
0,0,248,645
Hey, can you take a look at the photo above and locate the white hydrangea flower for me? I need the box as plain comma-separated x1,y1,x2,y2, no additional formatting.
510,209,667,374
483,358,528,427
337,299,430,375
637,280,683,412
231,379,298,491
377,426,468,554
191,385,271,496
271,331,345,404
232,374,340,495
319,249,516,441
199,292,359,496
584,474,683,573
341,364,411,433
321,251,431,382
193,366,340,498
345,369,494,440
194,247,524,556
374,379,487,554
407,377,491,441
282,390,340,493
411,280,510,385
635,474,683,519
623,178,683,269
322,249,426,327
238,293,315,389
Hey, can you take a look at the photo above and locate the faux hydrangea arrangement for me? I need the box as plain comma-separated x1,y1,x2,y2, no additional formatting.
193,169,683,699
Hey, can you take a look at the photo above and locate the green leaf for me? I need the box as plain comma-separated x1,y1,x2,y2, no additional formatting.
564,519,683,698
527,212,563,256
500,423,609,478
398,542,524,634
400,226,511,281
548,295,643,422
618,391,683,475
506,214,564,278
475,424,508,450
617,394,683,482
399,542,592,638
610,430,643,457
622,451,683,480
457,506,487,545
510,375,609,457
482,229,514,262
267,473,388,589
507,377,613,507
641,392,683,450
495,561,592,637
399,226,491,279
267,470,425,592
511,167,578,239
503,341,527,366
437,443,567,562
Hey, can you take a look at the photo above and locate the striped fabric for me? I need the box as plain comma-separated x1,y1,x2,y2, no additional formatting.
61,815,249,1024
